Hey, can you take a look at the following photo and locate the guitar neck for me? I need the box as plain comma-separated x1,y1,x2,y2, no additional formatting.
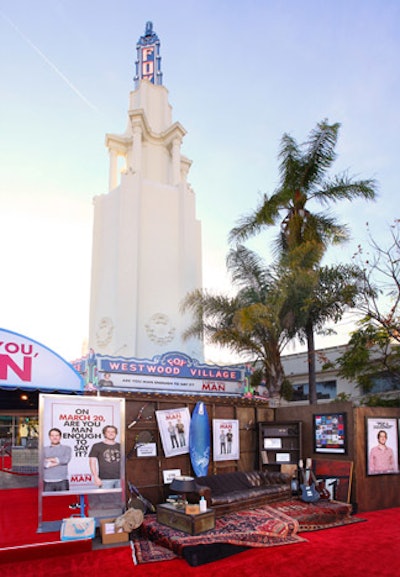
299,458,313,486
299,460,307,485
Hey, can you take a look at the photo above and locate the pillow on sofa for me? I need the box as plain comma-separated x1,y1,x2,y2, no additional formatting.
265,471,290,485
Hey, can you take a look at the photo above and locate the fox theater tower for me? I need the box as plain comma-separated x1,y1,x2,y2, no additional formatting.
89,22,203,360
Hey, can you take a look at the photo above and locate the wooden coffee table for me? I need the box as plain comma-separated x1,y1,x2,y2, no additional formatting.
156,503,215,535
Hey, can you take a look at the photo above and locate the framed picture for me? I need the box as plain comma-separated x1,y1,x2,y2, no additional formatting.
264,438,282,449
212,419,239,461
313,412,347,454
162,469,181,484
276,453,291,462
155,407,190,457
366,417,399,476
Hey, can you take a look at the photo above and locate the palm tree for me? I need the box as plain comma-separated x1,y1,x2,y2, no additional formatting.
181,245,292,397
229,120,377,403
279,262,366,402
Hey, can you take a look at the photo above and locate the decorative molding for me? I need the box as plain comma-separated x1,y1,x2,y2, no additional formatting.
145,313,175,345
96,316,114,348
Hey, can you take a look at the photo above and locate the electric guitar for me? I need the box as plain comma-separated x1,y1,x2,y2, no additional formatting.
299,459,320,503
311,471,330,500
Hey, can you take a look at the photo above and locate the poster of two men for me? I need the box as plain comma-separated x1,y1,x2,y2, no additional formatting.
40,394,125,495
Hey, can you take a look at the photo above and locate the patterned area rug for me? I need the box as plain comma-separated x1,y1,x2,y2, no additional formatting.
268,499,365,532
133,506,306,564
132,500,365,564
131,538,178,564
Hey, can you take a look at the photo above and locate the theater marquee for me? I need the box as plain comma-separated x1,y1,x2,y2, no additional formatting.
73,351,245,397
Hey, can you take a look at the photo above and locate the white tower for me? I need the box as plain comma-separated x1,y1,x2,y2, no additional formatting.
89,22,203,360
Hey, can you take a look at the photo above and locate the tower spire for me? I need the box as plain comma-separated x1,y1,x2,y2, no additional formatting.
134,21,163,88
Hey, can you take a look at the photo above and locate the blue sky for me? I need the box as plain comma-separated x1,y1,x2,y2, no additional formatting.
0,0,398,363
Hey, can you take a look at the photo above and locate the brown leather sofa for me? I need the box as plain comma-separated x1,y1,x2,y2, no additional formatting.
195,470,292,517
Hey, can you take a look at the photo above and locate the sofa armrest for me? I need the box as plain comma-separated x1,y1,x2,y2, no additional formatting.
195,484,212,508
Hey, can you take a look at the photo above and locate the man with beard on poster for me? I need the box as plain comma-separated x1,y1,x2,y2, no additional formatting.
89,425,121,489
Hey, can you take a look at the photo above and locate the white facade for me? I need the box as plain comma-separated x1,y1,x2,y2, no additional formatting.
281,346,354,402
250,343,399,405
89,77,203,360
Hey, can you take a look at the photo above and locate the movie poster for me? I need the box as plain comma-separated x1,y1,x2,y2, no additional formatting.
155,407,190,457
212,419,239,461
39,394,125,495
366,417,399,476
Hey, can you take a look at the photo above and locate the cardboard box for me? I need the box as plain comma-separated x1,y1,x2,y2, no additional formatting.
100,518,129,544
185,504,200,515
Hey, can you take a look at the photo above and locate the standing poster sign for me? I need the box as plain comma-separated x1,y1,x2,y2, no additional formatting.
39,394,125,495
213,419,239,461
155,407,190,457
366,417,399,475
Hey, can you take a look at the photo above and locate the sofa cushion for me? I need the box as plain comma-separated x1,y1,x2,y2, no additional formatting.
194,470,292,517
243,471,265,487
262,471,290,485
210,484,291,506
196,471,290,495
196,472,252,496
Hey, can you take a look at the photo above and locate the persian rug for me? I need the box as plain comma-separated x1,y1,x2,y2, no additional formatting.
137,505,305,565
131,536,256,566
268,499,365,532
131,537,178,564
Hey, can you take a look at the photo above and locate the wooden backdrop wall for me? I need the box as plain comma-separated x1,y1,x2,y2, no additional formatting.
353,406,400,512
91,393,400,512
112,392,274,506
276,402,400,513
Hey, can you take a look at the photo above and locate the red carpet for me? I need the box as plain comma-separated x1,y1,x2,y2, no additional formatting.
0,488,92,564
0,488,84,547
0,456,12,470
1,488,400,577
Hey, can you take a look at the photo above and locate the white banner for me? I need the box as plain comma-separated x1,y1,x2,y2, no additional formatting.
97,371,243,396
